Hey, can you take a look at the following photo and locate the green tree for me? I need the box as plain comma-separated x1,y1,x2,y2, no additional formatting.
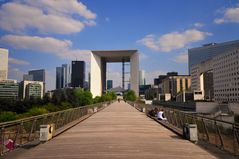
0,111,17,122
74,88,93,106
123,90,137,101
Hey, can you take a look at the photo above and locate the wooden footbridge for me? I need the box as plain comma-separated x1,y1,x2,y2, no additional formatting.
1,101,238,159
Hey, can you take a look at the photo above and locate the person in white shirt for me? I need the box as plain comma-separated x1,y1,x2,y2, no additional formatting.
157,109,167,120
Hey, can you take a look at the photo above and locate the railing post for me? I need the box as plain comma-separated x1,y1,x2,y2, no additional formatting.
233,124,236,154
215,121,224,149
28,119,36,142
0,127,4,155
55,112,61,129
234,126,239,154
174,112,179,128
202,119,209,142
13,121,23,147
178,112,184,128
50,114,55,124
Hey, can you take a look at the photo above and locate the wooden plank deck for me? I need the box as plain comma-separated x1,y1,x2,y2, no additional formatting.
11,101,217,159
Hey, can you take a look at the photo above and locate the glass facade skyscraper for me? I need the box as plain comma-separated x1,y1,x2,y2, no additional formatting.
28,69,45,92
107,80,113,90
56,64,71,89
56,67,63,89
71,61,85,88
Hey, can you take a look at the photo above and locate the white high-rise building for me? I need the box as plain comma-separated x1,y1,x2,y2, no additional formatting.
0,48,8,81
139,70,145,85
213,49,239,103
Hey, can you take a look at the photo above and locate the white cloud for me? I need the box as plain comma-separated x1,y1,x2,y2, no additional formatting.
0,1,96,34
214,5,239,24
26,0,96,19
8,67,24,81
145,70,166,84
0,35,90,62
194,22,204,28
137,29,212,52
171,52,188,64
84,20,96,26
139,53,148,60
9,57,30,65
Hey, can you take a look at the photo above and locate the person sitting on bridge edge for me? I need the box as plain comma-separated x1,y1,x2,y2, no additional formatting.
148,108,158,117
157,109,167,120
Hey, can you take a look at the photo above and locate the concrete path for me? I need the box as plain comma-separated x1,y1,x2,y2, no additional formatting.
11,102,217,159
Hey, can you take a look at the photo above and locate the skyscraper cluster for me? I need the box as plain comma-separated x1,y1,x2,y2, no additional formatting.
189,40,239,103
0,47,45,100
56,61,86,89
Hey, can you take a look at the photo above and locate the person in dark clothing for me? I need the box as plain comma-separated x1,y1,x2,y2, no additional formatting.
148,108,158,117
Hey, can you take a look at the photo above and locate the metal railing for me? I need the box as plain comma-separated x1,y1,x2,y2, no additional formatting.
0,102,111,155
128,102,239,156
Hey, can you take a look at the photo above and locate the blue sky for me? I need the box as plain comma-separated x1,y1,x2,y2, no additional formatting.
0,0,239,90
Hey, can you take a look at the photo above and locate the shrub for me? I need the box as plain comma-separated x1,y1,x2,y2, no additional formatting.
0,111,18,122
74,89,93,106
43,103,60,112
27,107,48,116
60,101,73,110
93,96,103,103
123,90,137,101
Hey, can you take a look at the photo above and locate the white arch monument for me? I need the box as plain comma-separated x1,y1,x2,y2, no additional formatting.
90,50,139,97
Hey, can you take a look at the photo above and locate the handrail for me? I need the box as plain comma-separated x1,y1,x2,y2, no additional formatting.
128,101,239,156
0,102,105,127
0,101,112,156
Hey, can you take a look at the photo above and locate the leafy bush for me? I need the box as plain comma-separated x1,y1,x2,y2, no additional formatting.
60,101,73,110
0,111,18,122
93,96,103,103
74,88,93,106
27,107,48,116
123,90,137,101
43,103,60,112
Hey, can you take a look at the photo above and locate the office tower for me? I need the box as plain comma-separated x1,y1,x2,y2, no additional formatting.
0,80,19,100
162,75,191,99
107,80,113,90
29,69,45,82
56,64,71,89
56,67,63,89
23,74,33,81
28,69,45,92
71,61,85,88
200,70,214,101
154,75,168,85
139,70,145,86
0,48,8,81
62,64,67,87
213,49,239,103
188,40,239,74
19,80,44,99
190,59,213,91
